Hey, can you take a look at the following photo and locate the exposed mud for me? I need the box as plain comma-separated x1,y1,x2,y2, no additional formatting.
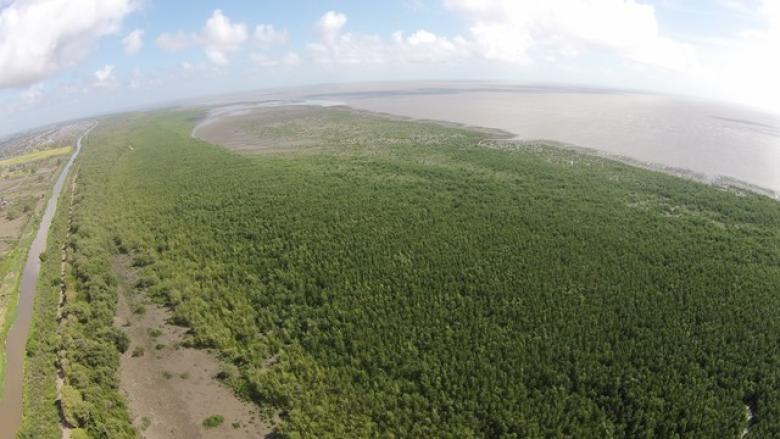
114,256,272,439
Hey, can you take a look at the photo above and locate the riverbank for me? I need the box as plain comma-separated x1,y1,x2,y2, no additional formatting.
0,138,79,398
0,127,90,438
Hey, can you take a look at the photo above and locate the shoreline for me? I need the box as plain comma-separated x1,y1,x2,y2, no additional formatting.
483,137,780,202
192,101,780,202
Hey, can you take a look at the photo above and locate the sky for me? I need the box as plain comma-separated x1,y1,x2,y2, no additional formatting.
0,0,779,136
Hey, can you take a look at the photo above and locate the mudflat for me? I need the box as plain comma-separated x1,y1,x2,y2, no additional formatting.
114,255,272,439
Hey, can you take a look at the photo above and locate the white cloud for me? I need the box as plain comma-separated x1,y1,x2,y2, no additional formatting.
316,10,347,46
20,83,44,103
0,0,138,88
309,11,469,64
93,64,116,87
443,0,698,71
254,24,289,47
762,0,780,27
252,51,301,67
156,31,196,52
717,0,756,17
122,28,144,55
393,30,471,63
701,0,780,113
202,9,248,65
157,10,248,65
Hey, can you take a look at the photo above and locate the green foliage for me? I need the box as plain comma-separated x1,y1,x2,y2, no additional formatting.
17,172,73,439
203,415,224,428
20,134,136,438
105,327,130,353
43,109,780,437
61,384,86,427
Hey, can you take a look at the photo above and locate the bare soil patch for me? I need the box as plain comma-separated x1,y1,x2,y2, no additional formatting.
114,256,272,439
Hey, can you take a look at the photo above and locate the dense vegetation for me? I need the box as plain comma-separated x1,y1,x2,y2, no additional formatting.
24,107,780,437
19,137,134,439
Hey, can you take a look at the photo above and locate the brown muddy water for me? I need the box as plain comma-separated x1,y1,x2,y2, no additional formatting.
326,85,780,196
0,127,89,438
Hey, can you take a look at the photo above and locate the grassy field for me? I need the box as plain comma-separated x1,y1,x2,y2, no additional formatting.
22,107,780,437
0,146,71,168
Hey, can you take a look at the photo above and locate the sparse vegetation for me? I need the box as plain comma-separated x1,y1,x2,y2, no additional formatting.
3,196,36,220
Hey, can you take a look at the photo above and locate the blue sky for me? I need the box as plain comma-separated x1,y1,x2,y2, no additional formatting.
1,0,778,136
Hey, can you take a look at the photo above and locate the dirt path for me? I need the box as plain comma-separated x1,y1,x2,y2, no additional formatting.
114,256,272,439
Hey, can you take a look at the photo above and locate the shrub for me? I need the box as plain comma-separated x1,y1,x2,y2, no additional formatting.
61,385,85,427
203,415,224,428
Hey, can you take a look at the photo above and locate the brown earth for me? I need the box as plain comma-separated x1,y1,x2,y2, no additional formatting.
114,256,273,439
